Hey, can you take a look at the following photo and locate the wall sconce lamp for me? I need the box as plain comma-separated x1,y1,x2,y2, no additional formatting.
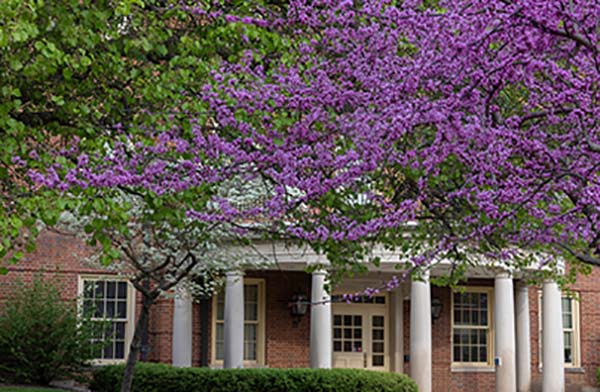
431,297,443,322
289,294,309,327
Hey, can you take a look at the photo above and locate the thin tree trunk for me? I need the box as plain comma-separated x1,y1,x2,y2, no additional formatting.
140,279,150,362
120,295,153,392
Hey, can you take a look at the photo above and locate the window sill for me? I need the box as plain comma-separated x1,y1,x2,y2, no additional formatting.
451,366,495,373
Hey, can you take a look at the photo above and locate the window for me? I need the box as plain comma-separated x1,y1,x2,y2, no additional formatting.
78,276,135,363
451,288,493,366
539,293,580,367
212,279,265,365
333,314,363,353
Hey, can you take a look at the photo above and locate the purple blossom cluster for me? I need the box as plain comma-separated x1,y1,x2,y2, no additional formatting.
28,0,600,269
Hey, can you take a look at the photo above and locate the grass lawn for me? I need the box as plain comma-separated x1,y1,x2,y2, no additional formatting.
0,388,69,392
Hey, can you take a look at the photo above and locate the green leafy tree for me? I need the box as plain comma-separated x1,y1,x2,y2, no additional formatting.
0,0,287,271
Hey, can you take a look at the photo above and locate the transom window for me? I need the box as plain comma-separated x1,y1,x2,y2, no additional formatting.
79,276,134,363
213,279,265,365
451,288,493,366
331,295,386,304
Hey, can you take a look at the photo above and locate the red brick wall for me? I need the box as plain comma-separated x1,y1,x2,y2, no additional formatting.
246,271,311,368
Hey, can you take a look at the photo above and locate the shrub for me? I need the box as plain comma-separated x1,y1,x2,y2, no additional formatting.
91,363,418,392
0,275,104,385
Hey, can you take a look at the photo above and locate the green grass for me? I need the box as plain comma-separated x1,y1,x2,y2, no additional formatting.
0,388,69,392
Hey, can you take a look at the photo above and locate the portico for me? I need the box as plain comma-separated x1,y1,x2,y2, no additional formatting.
169,243,568,392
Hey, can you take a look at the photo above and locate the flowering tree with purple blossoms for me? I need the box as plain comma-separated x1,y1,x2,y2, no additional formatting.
31,0,600,288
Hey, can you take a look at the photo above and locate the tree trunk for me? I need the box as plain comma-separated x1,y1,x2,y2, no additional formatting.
140,279,151,362
120,295,153,392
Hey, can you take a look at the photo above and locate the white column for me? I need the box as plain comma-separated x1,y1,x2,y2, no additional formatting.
391,287,404,373
224,271,244,369
410,272,431,392
310,269,332,368
494,273,517,392
542,280,564,392
172,290,193,367
515,283,531,392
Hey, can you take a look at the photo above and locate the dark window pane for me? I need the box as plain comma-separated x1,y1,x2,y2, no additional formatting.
373,329,384,340
462,346,469,361
106,301,115,318
372,355,384,366
334,341,342,352
373,316,384,327
115,322,125,339
353,315,362,326
115,342,125,359
454,346,461,362
480,294,487,307
479,346,487,362
344,315,352,325
95,300,104,318
454,310,462,324
471,347,478,362
118,282,127,299
353,341,362,352
107,282,116,298
354,329,362,339
344,342,352,352
375,297,385,304
334,328,341,339
344,328,352,339
117,301,127,318
95,282,105,299
334,315,342,326
565,348,572,363
470,331,478,344
372,342,384,353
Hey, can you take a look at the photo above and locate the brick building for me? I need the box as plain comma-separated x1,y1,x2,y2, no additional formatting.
2,230,600,392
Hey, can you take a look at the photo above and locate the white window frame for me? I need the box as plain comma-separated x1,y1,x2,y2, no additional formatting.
77,275,136,365
451,287,494,368
211,278,266,366
538,292,581,369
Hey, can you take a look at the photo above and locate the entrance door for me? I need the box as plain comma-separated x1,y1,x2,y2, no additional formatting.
332,299,388,371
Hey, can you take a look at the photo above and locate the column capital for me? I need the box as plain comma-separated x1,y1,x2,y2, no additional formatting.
226,270,244,278
311,269,328,276
495,271,512,279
